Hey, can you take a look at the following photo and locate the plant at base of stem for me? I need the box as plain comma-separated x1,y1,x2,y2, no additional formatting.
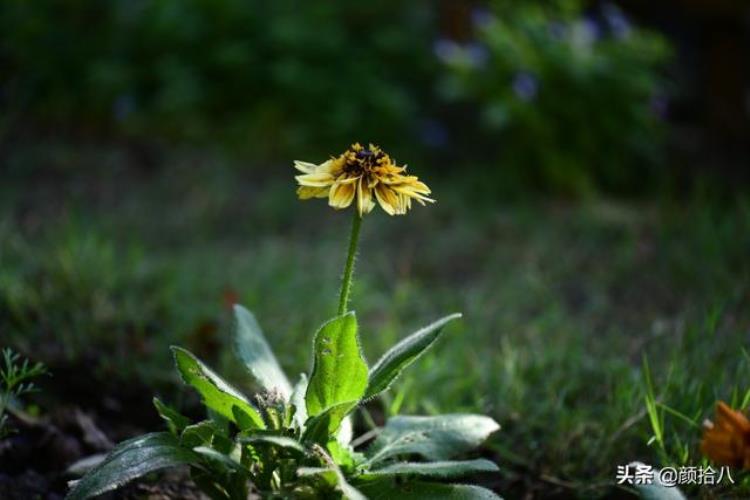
67,144,500,500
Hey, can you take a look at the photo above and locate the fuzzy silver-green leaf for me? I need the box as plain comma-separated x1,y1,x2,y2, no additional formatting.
366,313,461,399
233,305,292,399
66,433,200,500
365,459,499,478
632,462,687,500
366,415,500,465
356,479,503,499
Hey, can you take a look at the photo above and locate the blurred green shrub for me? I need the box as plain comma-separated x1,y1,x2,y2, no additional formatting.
0,0,436,158
436,0,671,196
1,0,672,195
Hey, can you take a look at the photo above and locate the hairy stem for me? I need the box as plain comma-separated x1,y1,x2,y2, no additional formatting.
338,212,362,316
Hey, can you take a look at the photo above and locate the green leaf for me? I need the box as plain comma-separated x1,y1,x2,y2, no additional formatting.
241,435,307,455
327,440,365,469
303,400,359,445
153,397,191,435
366,415,500,465
66,433,200,500
180,421,216,448
298,466,367,500
298,467,337,484
190,466,233,500
365,459,498,478
171,346,265,429
191,449,248,500
356,479,502,499
305,313,368,417
232,405,261,432
193,446,245,473
366,314,462,399
233,305,292,399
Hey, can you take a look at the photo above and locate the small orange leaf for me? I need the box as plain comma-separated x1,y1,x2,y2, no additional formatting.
701,401,750,469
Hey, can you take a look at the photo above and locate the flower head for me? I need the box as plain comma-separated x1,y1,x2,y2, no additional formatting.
295,143,434,216
701,401,750,469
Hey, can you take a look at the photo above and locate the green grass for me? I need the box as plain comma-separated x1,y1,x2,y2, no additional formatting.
1,148,749,498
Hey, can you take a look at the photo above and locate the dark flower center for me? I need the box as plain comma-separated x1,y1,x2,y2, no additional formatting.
344,146,385,173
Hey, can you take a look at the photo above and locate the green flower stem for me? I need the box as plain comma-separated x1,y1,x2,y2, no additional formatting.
338,211,362,316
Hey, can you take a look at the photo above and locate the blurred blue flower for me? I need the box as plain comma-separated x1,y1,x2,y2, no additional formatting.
113,94,136,122
569,17,601,49
420,119,449,148
470,8,495,28
512,72,539,102
433,38,462,63
581,16,602,42
548,21,568,41
650,94,669,119
465,42,490,68
603,3,631,39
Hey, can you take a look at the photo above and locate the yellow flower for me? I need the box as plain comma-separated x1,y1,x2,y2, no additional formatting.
295,143,434,216
701,401,750,469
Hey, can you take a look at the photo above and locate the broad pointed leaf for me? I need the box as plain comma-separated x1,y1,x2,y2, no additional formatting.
366,415,500,465
66,433,200,500
303,400,359,445
356,479,502,499
180,421,216,448
305,313,368,417
172,346,264,429
365,459,499,478
366,314,462,399
153,397,190,435
233,305,292,399
232,405,262,432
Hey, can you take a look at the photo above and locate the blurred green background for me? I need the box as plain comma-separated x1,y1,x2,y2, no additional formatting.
1,0,749,497
2,0,747,194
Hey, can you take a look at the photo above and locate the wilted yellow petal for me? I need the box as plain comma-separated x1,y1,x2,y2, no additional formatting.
297,186,330,199
374,183,400,215
294,160,320,174
329,181,356,209
337,176,360,185
357,178,375,216
296,172,335,187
